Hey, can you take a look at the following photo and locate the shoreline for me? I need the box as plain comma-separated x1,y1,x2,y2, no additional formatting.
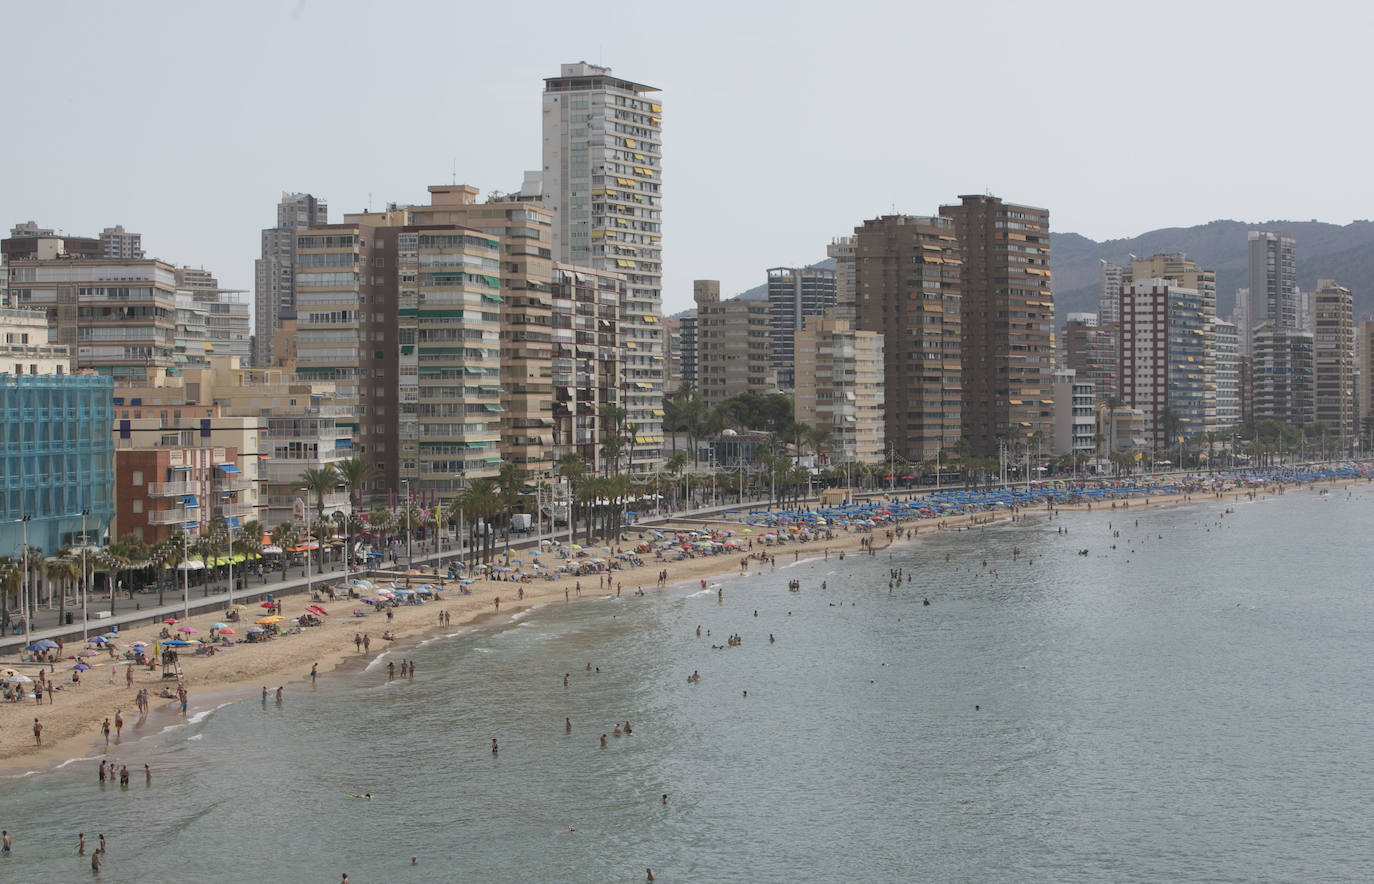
0,474,1359,773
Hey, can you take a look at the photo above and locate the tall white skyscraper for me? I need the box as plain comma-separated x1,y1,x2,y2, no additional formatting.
542,62,664,471
1098,259,1123,326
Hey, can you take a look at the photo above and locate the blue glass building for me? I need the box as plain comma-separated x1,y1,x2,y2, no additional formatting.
1,374,115,557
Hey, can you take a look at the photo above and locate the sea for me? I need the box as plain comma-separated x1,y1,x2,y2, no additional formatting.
2,481,1372,883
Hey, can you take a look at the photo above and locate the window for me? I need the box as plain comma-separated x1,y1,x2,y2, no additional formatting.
131,499,143,514
131,471,143,486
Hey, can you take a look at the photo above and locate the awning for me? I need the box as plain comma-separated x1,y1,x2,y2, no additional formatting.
216,463,240,475
483,403,503,412
227,516,241,529
182,495,199,508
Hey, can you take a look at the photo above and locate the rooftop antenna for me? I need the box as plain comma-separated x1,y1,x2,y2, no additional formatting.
368,192,373,212
452,158,457,185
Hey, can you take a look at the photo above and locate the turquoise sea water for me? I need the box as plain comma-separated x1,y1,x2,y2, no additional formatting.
1,483,1372,883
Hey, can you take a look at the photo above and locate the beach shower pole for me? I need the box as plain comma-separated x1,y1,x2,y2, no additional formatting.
225,518,234,611
21,514,31,637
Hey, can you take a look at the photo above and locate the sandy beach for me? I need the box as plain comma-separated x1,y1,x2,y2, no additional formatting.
0,477,1349,771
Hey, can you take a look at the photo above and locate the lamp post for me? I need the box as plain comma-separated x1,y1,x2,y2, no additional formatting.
298,489,312,595
225,517,235,610
341,480,350,578
80,508,90,643
182,526,191,621
20,514,32,636
400,479,412,569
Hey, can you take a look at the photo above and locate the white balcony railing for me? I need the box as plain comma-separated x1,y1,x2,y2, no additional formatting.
146,480,197,497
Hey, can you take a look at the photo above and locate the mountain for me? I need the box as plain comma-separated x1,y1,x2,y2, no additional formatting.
1051,219,1374,323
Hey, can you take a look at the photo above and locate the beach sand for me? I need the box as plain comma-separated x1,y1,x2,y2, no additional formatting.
0,478,1344,770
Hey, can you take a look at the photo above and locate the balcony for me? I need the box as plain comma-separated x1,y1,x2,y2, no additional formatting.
146,480,197,497
218,500,257,519
216,476,254,493
148,507,199,526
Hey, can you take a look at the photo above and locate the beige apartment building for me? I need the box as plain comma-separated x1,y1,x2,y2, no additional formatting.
694,280,776,410
550,262,629,473
111,356,351,526
793,313,884,465
1,305,72,375
1358,319,1374,447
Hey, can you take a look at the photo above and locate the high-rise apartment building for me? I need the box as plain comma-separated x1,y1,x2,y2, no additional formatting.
662,315,682,393
1099,259,1123,326
1212,318,1239,433
694,280,776,410
99,225,144,259
853,214,962,462
550,262,628,473
1061,312,1117,401
939,195,1053,457
678,311,698,389
406,185,556,479
1244,231,1298,351
542,62,664,471
1311,279,1354,445
255,193,327,366
1051,368,1095,459
766,266,837,389
827,236,858,322
1358,319,1374,448
793,312,884,465
1123,253,1217,431
1119,279,1211,449
1250,321,1314,429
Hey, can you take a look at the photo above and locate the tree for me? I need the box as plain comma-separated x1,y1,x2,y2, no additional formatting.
557,452,588,538
44,556,79,627
335,457,381,511
299,465,340,521
457,479,501,567
599,404,627,475
496,461,527,559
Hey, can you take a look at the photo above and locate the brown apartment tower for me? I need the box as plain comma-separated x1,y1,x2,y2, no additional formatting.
853,215,962,463
939,195,1053,458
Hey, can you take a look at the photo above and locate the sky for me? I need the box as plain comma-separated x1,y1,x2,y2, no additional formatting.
5,0,1373,317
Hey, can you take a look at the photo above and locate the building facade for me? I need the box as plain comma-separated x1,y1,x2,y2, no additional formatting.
1212,318,1239,433
1051,368,1095,459
0,373,115,559
827,236,857,322
1119,279,1210,449
255,193,327,366
1061,312,1117,402
1245,231,1299,354
1099,259,1123,326
793,313,885,466
1250,321,1314,429
1311,279,1354,445
766,266,837,389
694,280,776,410
853,214,962,462
550,262,628,473
939,195,1053,457
542,62,664,470
1358,319,1374,449
99,225,144,260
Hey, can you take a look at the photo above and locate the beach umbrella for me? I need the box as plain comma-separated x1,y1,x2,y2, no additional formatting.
73,663,90,671
210,622,228,630
28,639,58,651
218,628,236,635
246,626,265,634
5,674,33,684
259,602,275,608
361,598,376,605
164,618,178,625
162,640,193,647
178,626,197,634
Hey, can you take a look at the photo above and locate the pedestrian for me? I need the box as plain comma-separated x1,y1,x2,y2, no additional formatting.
311,662,318,684
102,717,111,745
115,709,123,739
33,717,41,745
77,832,85,855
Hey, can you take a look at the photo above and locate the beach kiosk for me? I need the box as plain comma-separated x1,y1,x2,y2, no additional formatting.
820,488,854,507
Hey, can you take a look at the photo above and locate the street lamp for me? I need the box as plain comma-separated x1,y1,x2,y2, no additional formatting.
182,525,191,621
298,489,312,595
401,479,412,568
80,508,90,643
341,479,351,578
20,514,32,636
225,516,235,610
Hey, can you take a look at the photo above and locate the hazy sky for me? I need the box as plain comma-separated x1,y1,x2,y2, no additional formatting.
6,0,1371,316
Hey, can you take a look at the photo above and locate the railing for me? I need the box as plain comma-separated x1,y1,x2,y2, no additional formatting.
146,480,197,497
218,501,257,519
147,507,198,525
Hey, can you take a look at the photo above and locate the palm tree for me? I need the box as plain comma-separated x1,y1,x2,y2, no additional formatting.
457,479,501,567
299,465,340,520
0,558,20,635
335,457,381,510
557,452,587,540
599,404,627,474
44,555,80,628
495,461,526,559
158,531,186,608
